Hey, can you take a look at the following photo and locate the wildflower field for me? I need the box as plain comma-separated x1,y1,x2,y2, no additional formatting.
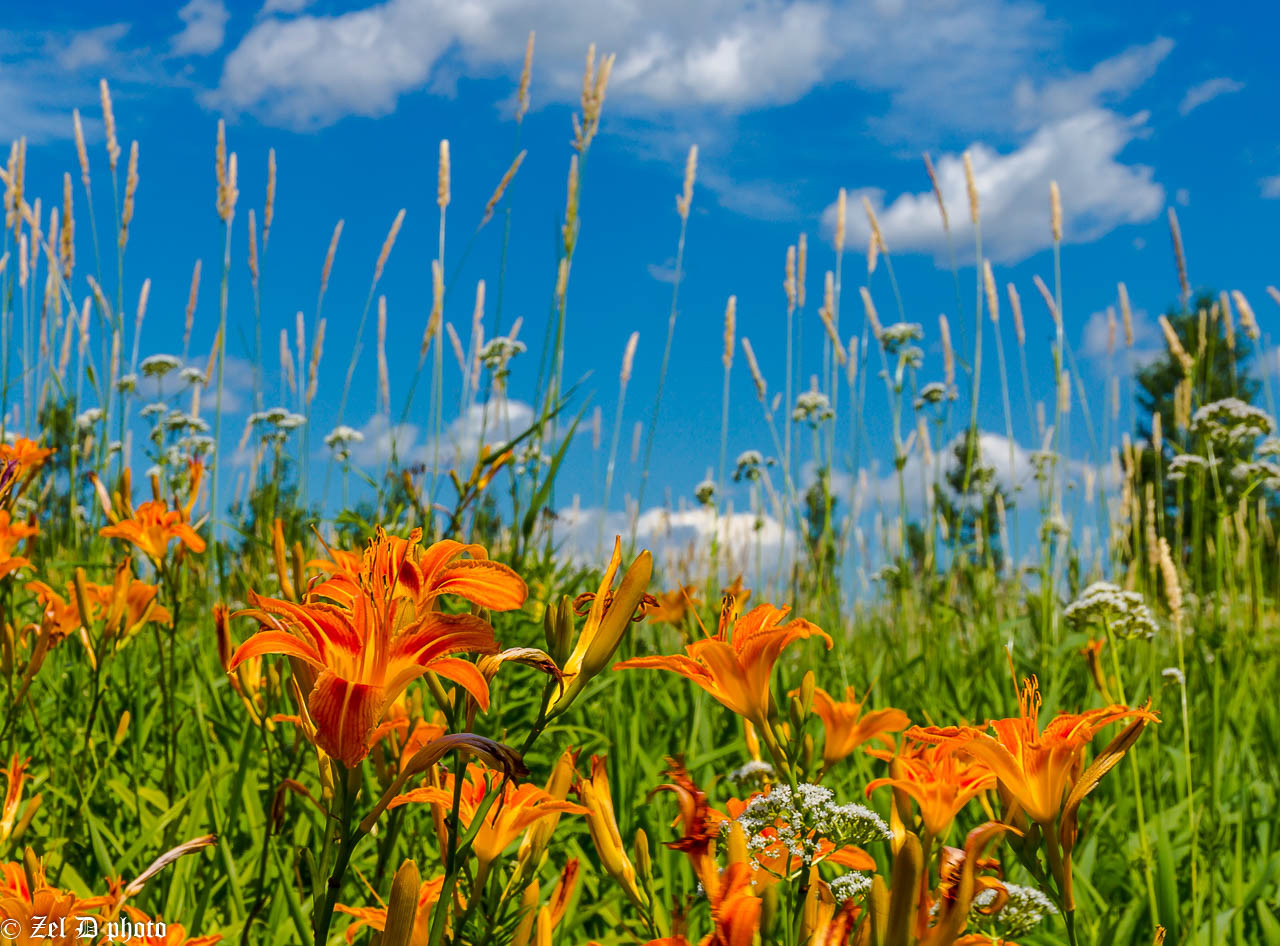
2,39,1280,946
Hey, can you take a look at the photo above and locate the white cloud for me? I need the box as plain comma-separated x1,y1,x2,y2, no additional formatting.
552,502,794,582
345,399,537,468
1261,176,1280,199
212,0,1053,130
1079,306,1160,369
1011,37,1172,124
828,109,1164,263
55,23,131,69
1178,77,1244,116
174,0,231,56
262,0,315,12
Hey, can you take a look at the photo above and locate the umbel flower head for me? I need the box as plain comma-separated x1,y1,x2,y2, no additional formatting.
1063,582,1159,640
229,528,526,766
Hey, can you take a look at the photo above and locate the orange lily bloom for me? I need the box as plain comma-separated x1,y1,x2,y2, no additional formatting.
643,585,701,626
103,907,221,945
615,603,831,729
866,741,996,838
0,859,97,946
0,511,36,580
809,686,911,771
308,536,527,613
547,538,652,716
389,763,586,874
337,876,444,946
100,501,206,561
0,438,53,506
0,755,41,845
26,566,170,653
574,754,648,908
911,676,1158,826
721,574,751,608
229,529,513,766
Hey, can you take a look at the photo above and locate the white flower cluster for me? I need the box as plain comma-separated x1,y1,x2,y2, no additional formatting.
1064,581,1159,640
249,407,306,430
733,450,766,483
324,425,364,448
514,442,550,476
915,381,955,409
898,346,924,370
828,871,872,904
479,337,527,381
972,883,1057,937
1030,450,1058,480
727,760,774,789
1167,453,1210,481
1258,437,1280,458
1161,666,1186,687
162,410,209,433
139,353,183,378
1190,398,1274,448
76,408,104,430
695,479,717,507
879,322,924,353
792,390,834,426
1231,459,1280,490
730,783,891,872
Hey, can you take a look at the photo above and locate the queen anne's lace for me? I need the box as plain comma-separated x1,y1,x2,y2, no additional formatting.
971,883,1057,937
1064,581,1159,640
729,782,890,873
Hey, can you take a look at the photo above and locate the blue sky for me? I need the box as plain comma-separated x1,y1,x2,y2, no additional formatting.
3,0,1278,568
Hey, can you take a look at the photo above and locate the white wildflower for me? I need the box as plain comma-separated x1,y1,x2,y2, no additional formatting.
139,354,182,378
792,390,834,426
1064,581,1159,641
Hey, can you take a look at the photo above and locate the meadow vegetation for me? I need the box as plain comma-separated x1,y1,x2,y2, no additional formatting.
0,38,1278,946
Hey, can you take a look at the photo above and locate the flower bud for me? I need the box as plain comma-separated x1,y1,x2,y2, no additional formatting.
382,859,421,946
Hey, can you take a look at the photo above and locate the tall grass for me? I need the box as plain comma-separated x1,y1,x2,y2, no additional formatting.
0,54,1276,946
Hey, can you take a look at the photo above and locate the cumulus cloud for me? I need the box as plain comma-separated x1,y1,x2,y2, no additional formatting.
173,0,231,56
1079,306,1160,368
211,0,1052,129
1011,37,1172,124
55,23,131,69
344,399,537,468
1179,77,1244,115
828,109,1163,263
552,502,794,581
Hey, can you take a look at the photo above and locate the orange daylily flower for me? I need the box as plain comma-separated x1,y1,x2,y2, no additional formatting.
615,603,832,729
643,585,701,626
0,755,41,846
911,676,1158,826
229,529,511,767
0,859,98,946
388,763,586,874
100,501,206,561
0,511,36,580
308,536,527,614
809,686,911,771
547,538,652,717
26,564,170,654
103,907,221,945
867,741,996,838
721,574,751,608
574,754,648,908
336,876,444,946
0,438,53,507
